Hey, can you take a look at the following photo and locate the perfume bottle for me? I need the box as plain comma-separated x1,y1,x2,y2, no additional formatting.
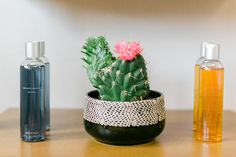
38,42,50,131
20,41,46,142
193,43,207,132
197,43,224,142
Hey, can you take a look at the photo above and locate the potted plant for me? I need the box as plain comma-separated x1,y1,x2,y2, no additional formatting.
81,36,166,145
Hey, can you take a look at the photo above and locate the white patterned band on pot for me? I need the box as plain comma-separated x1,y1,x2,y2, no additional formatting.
84,94,166,127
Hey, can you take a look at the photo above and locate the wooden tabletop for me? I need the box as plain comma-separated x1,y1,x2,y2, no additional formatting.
0,109,235,157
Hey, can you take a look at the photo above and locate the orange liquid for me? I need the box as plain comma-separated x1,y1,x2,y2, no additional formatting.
193,64,200,132
197,68,224,142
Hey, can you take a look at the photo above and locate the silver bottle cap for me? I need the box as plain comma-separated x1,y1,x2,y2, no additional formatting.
205,43,220,60
25,41,45,58
200,42,208,57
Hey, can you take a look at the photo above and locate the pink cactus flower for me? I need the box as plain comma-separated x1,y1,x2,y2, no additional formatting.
114,41,142,61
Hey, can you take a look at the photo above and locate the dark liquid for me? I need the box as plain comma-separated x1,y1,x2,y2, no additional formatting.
45,63,50,131
20,65,45,142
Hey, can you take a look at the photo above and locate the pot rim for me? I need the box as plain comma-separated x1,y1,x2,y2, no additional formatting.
86,90,164,103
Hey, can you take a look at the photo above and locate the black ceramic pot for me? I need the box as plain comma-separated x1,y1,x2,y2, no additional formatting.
84,90,166,145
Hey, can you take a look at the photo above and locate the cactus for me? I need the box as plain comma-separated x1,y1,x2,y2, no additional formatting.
82,36,150,101
81,36,115,88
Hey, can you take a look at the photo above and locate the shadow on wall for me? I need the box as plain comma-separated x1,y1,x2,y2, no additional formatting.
33,0,230,17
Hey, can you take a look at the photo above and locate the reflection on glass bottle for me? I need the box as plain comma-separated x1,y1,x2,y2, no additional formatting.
20,41,46,142
39,42,50,131
197,43,224,142
193,43,207,132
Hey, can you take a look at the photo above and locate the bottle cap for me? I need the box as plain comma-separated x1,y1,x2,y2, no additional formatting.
25,41,45,58
204,43,220,60
200,42,208,57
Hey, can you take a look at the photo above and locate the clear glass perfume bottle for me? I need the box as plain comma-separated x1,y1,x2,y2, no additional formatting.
38,42,50,131
20,41,46,142
193,43,207,132
197,43,224,142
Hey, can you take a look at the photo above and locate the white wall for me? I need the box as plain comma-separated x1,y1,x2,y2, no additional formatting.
0,0,235,112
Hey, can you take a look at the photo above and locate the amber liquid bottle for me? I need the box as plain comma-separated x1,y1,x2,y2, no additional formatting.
197,43,224,142
193,43,207,132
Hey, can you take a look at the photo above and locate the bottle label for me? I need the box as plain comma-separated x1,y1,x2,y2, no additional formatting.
24,125,40,135
22,85,41,94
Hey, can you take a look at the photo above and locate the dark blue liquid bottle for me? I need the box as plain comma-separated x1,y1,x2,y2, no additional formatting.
20,42,46,142
20,65,46,142
39,41,50,131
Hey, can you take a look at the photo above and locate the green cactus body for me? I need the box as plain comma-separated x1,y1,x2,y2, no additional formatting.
82,36,150,102
81,36,115,88
99,55,150,101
